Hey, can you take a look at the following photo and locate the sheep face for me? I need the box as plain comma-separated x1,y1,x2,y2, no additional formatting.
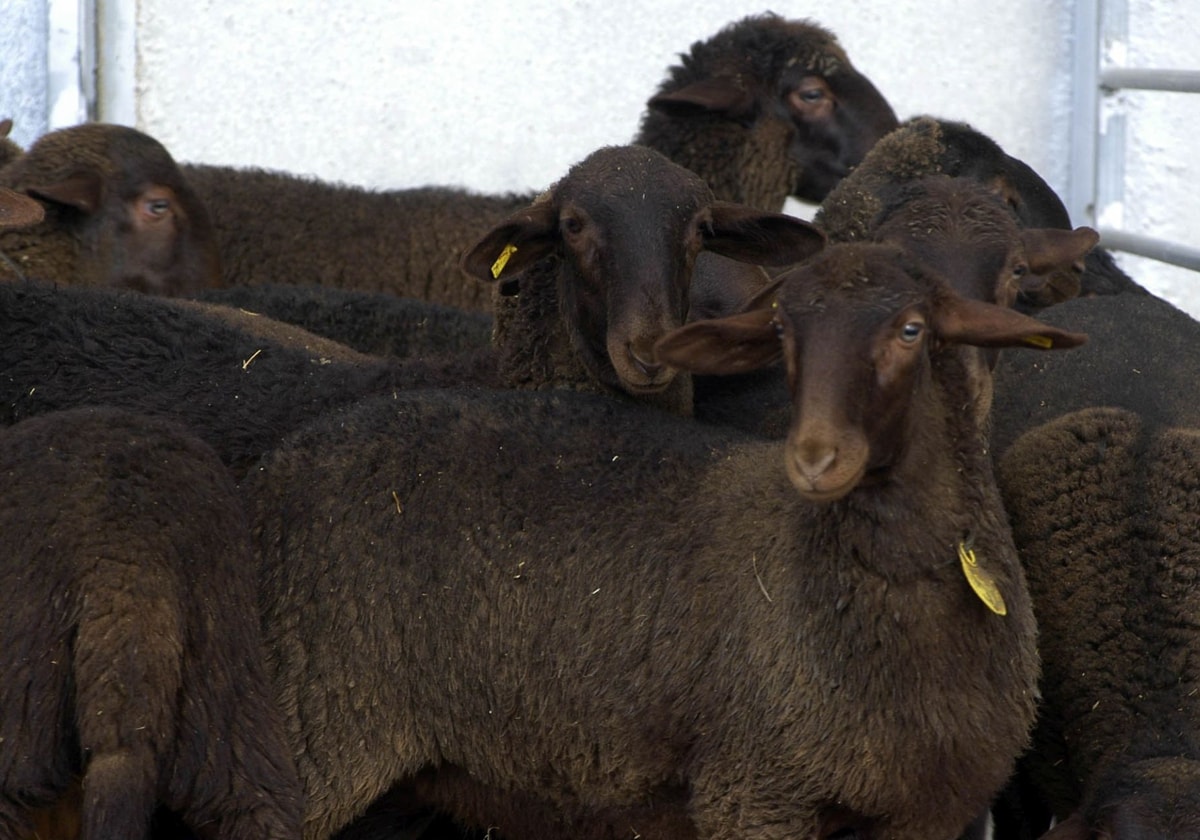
0,123,222,296
655,243,1086,502
780,62,899,203
641,14,898,209
1044,759,1200,840
461,145,824,400
868,175,1099,420
872,176,1097,310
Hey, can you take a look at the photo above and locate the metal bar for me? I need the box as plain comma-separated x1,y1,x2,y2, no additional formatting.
95,0,138,125
1067,0,1101,227
1100,67,1200,93
1099,227,1200,273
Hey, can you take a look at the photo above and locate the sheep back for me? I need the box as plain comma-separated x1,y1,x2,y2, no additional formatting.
997,407,1200,839
0,281,408,477
989,292,1200,459
181,163,529,312
195,282,494,358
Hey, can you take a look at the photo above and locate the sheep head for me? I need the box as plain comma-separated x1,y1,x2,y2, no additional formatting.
871,175,1099,311
655,243,1086,502
0,123,222,296
460,145,824,404
1042,758,1200,840
640,14,898,209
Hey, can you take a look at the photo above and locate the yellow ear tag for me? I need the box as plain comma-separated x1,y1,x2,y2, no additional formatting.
1023,334,1053,349
491,244,518,279
958,542,1007,616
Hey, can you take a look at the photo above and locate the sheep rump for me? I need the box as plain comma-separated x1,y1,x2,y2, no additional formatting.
0,406,302,839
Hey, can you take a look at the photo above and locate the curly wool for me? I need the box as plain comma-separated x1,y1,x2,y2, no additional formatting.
998,407,1200,835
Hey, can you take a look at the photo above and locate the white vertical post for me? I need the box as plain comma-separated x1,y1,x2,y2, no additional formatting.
1067,0,1100,228
95,0,138,126
46,0,92,128
1095,0,1128,233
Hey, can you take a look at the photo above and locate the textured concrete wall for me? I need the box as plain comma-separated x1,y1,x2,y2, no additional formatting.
0,0,50,149
133,0,1073,199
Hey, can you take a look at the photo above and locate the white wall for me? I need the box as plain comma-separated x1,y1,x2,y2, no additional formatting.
131,0,1073,198
0,0,50,148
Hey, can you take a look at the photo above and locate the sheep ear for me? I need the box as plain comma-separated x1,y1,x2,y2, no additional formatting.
25,172,104,214
0,118,12,139
704,202,826,267
1013,226,1099,307
0,187,45,229
933,294,1087,350
460,202,560,284
1023,226,1099,275
648,77,757,121
654,307,782,375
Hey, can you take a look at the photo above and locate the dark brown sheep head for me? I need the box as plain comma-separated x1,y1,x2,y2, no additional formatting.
655,243,1086,502
461,144,824,402
819,117,1095,309
640,13,898,209
871,175,1099,310
0,122,222,296
1044,758,1200,840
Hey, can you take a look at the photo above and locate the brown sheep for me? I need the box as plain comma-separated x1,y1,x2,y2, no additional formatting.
245,242,1085,840
692,173,1098,437
0,406,303,839
0,122,222,296
640,13,897,207
814,116,1128,307
459,144,824,415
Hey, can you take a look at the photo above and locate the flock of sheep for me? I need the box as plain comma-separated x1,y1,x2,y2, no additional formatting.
1,10,1198,840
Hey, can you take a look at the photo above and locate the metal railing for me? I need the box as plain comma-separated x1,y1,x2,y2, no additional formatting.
1068,0,1200,272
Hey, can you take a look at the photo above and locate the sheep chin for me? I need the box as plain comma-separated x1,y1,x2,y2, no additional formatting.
618,369,678,396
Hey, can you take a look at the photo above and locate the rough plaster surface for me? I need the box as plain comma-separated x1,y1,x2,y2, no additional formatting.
134,0,1073,198
0,0,50,148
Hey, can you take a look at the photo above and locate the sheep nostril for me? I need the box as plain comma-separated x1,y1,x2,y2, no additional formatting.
630,347,663,378
795,446,837,482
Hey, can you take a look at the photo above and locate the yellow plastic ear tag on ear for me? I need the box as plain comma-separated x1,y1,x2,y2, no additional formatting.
491,244,518,279
1023,335,1053,349
958,542,1007,616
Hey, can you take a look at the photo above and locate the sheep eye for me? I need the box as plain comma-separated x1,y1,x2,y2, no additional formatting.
145,198,171,217
772,316,785,339
1012,263,1029,278
900,321,924,343
799,88,825,103
562,216,584,236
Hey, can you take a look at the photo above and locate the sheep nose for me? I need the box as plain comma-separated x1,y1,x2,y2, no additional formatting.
630,346,664,379
794,444,837,483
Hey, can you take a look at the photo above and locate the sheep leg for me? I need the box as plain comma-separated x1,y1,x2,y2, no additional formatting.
72,555,183,840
